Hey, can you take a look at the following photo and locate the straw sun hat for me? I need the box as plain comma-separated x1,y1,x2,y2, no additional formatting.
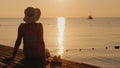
23,7,41,23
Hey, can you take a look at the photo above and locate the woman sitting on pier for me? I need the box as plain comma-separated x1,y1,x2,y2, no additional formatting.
10,7,49,64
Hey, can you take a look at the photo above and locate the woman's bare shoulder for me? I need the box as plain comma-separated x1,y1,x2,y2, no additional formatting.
19,23,25,26
18,23,24,27
36,23,43,26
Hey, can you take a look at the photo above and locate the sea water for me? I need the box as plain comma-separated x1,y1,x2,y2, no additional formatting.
0,18,120,68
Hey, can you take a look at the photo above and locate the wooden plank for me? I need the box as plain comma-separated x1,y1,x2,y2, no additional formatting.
0,44,101,68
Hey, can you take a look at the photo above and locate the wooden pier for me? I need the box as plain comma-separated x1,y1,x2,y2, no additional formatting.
0,44,101,68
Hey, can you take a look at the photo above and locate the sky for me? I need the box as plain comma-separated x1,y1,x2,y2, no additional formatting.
0,0,120,18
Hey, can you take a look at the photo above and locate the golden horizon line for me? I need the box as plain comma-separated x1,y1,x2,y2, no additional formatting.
0,16,120,19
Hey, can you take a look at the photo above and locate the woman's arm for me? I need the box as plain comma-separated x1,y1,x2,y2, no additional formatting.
11,24,23,59
38,23,45,44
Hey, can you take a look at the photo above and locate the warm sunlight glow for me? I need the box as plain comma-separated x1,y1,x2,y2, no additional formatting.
57,0,65,2
57,17,65,56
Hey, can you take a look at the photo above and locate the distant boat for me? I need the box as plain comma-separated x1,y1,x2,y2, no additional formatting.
88,15,93,20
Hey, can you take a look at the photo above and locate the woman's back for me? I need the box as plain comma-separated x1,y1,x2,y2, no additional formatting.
19,23,45,59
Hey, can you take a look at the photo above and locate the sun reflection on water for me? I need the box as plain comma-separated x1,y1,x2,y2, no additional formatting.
57,17,65,56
